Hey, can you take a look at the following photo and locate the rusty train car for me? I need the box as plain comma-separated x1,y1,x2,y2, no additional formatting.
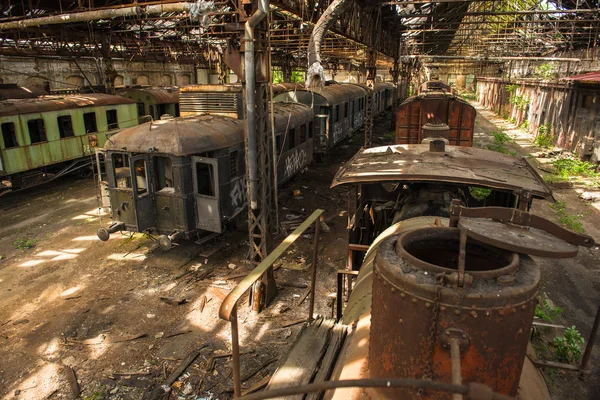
96,101,314,248
396,81,475,146
118,86,180,123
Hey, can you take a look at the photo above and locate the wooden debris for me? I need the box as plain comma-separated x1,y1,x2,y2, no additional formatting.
112,371,151,376
165,329,193,339
296,287,312,307
195,266,215,281
66,333,147,345
199,243,224,258
63,365,80,399
164,345,207,386
160,297,187,306
279,282,307,289
281,318,306,329
305,323,348,400
225,270,249,280
204,350,254,372
199,295,207,312
242,357,278,382
242,375,270,396
207,286,228,300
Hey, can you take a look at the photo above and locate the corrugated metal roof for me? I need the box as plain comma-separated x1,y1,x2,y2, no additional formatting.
0,84,47,100
562,71,600,83
120,87,179,104
0,93,135,117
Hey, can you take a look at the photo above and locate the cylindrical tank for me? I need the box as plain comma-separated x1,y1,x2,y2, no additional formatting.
369,227,540,399
421,122,450,142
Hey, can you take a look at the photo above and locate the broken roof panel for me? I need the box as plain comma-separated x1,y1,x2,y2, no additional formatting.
562,71,600,83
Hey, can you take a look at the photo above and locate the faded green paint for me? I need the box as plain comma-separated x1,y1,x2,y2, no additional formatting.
0,103,138,175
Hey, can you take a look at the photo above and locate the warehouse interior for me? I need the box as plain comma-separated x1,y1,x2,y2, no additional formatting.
0,1,599,399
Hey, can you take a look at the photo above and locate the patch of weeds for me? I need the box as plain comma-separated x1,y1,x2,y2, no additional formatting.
553,326,585,363
469,187,492,200
520,120,530,132
383,131,396,142
543,174,569,184
535,296,563,322
487,130,516,155
549,201,585,233
14,237,37,250
534,123,554,148
460,92,476,101
552,157,599,180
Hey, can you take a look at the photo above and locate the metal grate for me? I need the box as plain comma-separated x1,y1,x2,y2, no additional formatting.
179,92,239,116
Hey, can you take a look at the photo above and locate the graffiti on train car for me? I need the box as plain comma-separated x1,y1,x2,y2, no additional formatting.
284,148,307,179
230,176,247,208
332,122,344,144
354,112,364,128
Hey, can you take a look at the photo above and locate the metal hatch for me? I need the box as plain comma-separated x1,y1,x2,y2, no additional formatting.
192,156,222,233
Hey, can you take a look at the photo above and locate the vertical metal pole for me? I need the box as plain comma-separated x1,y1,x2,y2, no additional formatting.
364,48,376,148
308,218,321,321
579,305,600,378
231,307,242,397
450,338,463,400
457,230,467,288
336,271,343,322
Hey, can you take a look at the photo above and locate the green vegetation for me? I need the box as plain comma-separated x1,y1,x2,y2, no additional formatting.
506,83,519,94
553,326,585,363
552,157,599,179
460,92,477,101
14,238,37,250
549,201,585,233
272,70,305,84
534,123,554,148
383,131,396,142
535,297,564,322
520,120,529,132
511,94,529,111
469,187,492,200
534,63,558,81
487,130,516,155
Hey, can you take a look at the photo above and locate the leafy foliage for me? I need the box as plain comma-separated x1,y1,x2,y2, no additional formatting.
460,92,476,101
552,157,599,179
14,238,37,250
534,63,558,81
511,94,529,111
469,187,492,200
487,130,516,155
534,123,554,148
553,326,585,363
549,201,585,233
535,297,563,322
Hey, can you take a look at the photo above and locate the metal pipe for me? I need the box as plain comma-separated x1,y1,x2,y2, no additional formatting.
450,338,463,400
579,305,600,378
245,0,269,209
404,55,583,62
0,3,192,31
308,217,321,320
231,307,242,397
236,379,513,400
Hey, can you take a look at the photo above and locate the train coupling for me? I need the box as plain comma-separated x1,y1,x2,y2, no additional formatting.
97,222,125,241
158,231,184,251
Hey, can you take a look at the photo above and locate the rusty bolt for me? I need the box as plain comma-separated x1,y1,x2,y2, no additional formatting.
470,311,477,318
425,302,431,308
412,298,418,303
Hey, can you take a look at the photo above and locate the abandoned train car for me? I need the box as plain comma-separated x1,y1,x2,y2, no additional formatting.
356,82,395,114
0,93,138,191
395,88,476,146
96,101,314,248
118,86,180,123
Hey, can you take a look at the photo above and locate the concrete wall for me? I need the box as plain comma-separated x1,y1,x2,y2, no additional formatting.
0,56,196,91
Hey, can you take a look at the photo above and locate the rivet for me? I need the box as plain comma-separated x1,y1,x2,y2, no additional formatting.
454,309,461,315
400,293,406,298
391,287,396,293
412,298,418,303
425,302,432,308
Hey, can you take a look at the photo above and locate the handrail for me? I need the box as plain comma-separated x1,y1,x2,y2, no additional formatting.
219,208,324,397
219,208,324,321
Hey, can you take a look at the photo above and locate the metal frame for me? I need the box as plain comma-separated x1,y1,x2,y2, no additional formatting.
219,209,324,398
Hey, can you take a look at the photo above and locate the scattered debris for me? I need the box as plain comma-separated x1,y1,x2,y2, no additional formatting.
160,297,187,306
165,329,193,339
281,318,307,328
279,281,308,289
228,263,237,270
242,357,278,382
580,192,600,202
66,333,147,345
205,350,254,373
63,365,80,399
154,332,164,339
199,295,207,312
165,345,207,386
296,287,312,306
241,375,271,396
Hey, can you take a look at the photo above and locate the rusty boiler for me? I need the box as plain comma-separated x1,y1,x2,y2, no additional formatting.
369,227,540,399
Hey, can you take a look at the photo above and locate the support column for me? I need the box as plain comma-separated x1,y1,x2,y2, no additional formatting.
364,48,376,148
101,37,117,94
390,58,400,130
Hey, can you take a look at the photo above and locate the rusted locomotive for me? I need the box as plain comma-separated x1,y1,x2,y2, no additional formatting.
396,81,475,146
96,101,314,248
218,140,596,400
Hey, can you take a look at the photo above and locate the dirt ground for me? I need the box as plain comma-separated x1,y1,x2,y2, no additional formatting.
0,106,598,400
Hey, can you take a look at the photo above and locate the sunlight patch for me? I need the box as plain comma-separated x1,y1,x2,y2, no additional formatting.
19,259,46,267
107,253,147,261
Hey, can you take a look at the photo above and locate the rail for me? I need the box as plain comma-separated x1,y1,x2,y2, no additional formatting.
219,209,324,397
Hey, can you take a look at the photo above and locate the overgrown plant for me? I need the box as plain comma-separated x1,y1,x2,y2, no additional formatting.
549,201,585,233
535,123,554,148
534,63,558,81
469,187,492,201
14,238,37,250
535,297,564,322
487,130,516,155
553,326,585,363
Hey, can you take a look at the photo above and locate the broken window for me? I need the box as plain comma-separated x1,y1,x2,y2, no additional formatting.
57,115,74,138
344,102,348,119
335,105,340,122
1,122,18,148
134,159,148,196
106,109,118,130
84,112,97,133
154,156,173,191
113,153,131,188
27,118,47,143
195,162,215,197
289,128,296,149
308,122,313,139
300,124,306,143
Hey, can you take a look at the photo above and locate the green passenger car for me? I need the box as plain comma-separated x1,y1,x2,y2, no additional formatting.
119,87,179,123
0,93,138,190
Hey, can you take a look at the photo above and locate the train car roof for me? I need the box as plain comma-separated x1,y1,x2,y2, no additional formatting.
355,82,394,91
0,93,135,117
399,91,471,106
179,82,304,96
274,83,367,106
119,87,179,104
0,84,48,100
104,102,312,156
331,144,552,199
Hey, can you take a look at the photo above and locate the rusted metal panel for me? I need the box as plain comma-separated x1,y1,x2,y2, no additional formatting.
0,93,135,117
369,227,540,398
562,71,600,83
331,144,552,199
120,87,179,105
0,84,47,100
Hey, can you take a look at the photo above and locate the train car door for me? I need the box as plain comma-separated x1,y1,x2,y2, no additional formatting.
95,149,110,209
191,157,222,233
130,155,156,232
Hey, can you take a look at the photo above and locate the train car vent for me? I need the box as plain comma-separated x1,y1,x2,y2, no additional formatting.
179,91,241,118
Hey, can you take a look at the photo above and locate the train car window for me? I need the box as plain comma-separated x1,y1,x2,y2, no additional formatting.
308,122,313,139
154,157,173,191
113,153,132,188
27,119,47,143
57,115,75,138
196,163,215,197
134,159,148,196
335,105,340,122
106,109,119,130
1,122,18,148
158,104,167,117
84,112,98,133
149,105,155,119
229,151,239,178
289,128,296,149
276,134,283,155
136,103,145,117
344,102,348,118
300,125,306,143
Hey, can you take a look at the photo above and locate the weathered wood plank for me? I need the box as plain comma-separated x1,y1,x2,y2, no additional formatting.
266,318,334,400
305,323,348,400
